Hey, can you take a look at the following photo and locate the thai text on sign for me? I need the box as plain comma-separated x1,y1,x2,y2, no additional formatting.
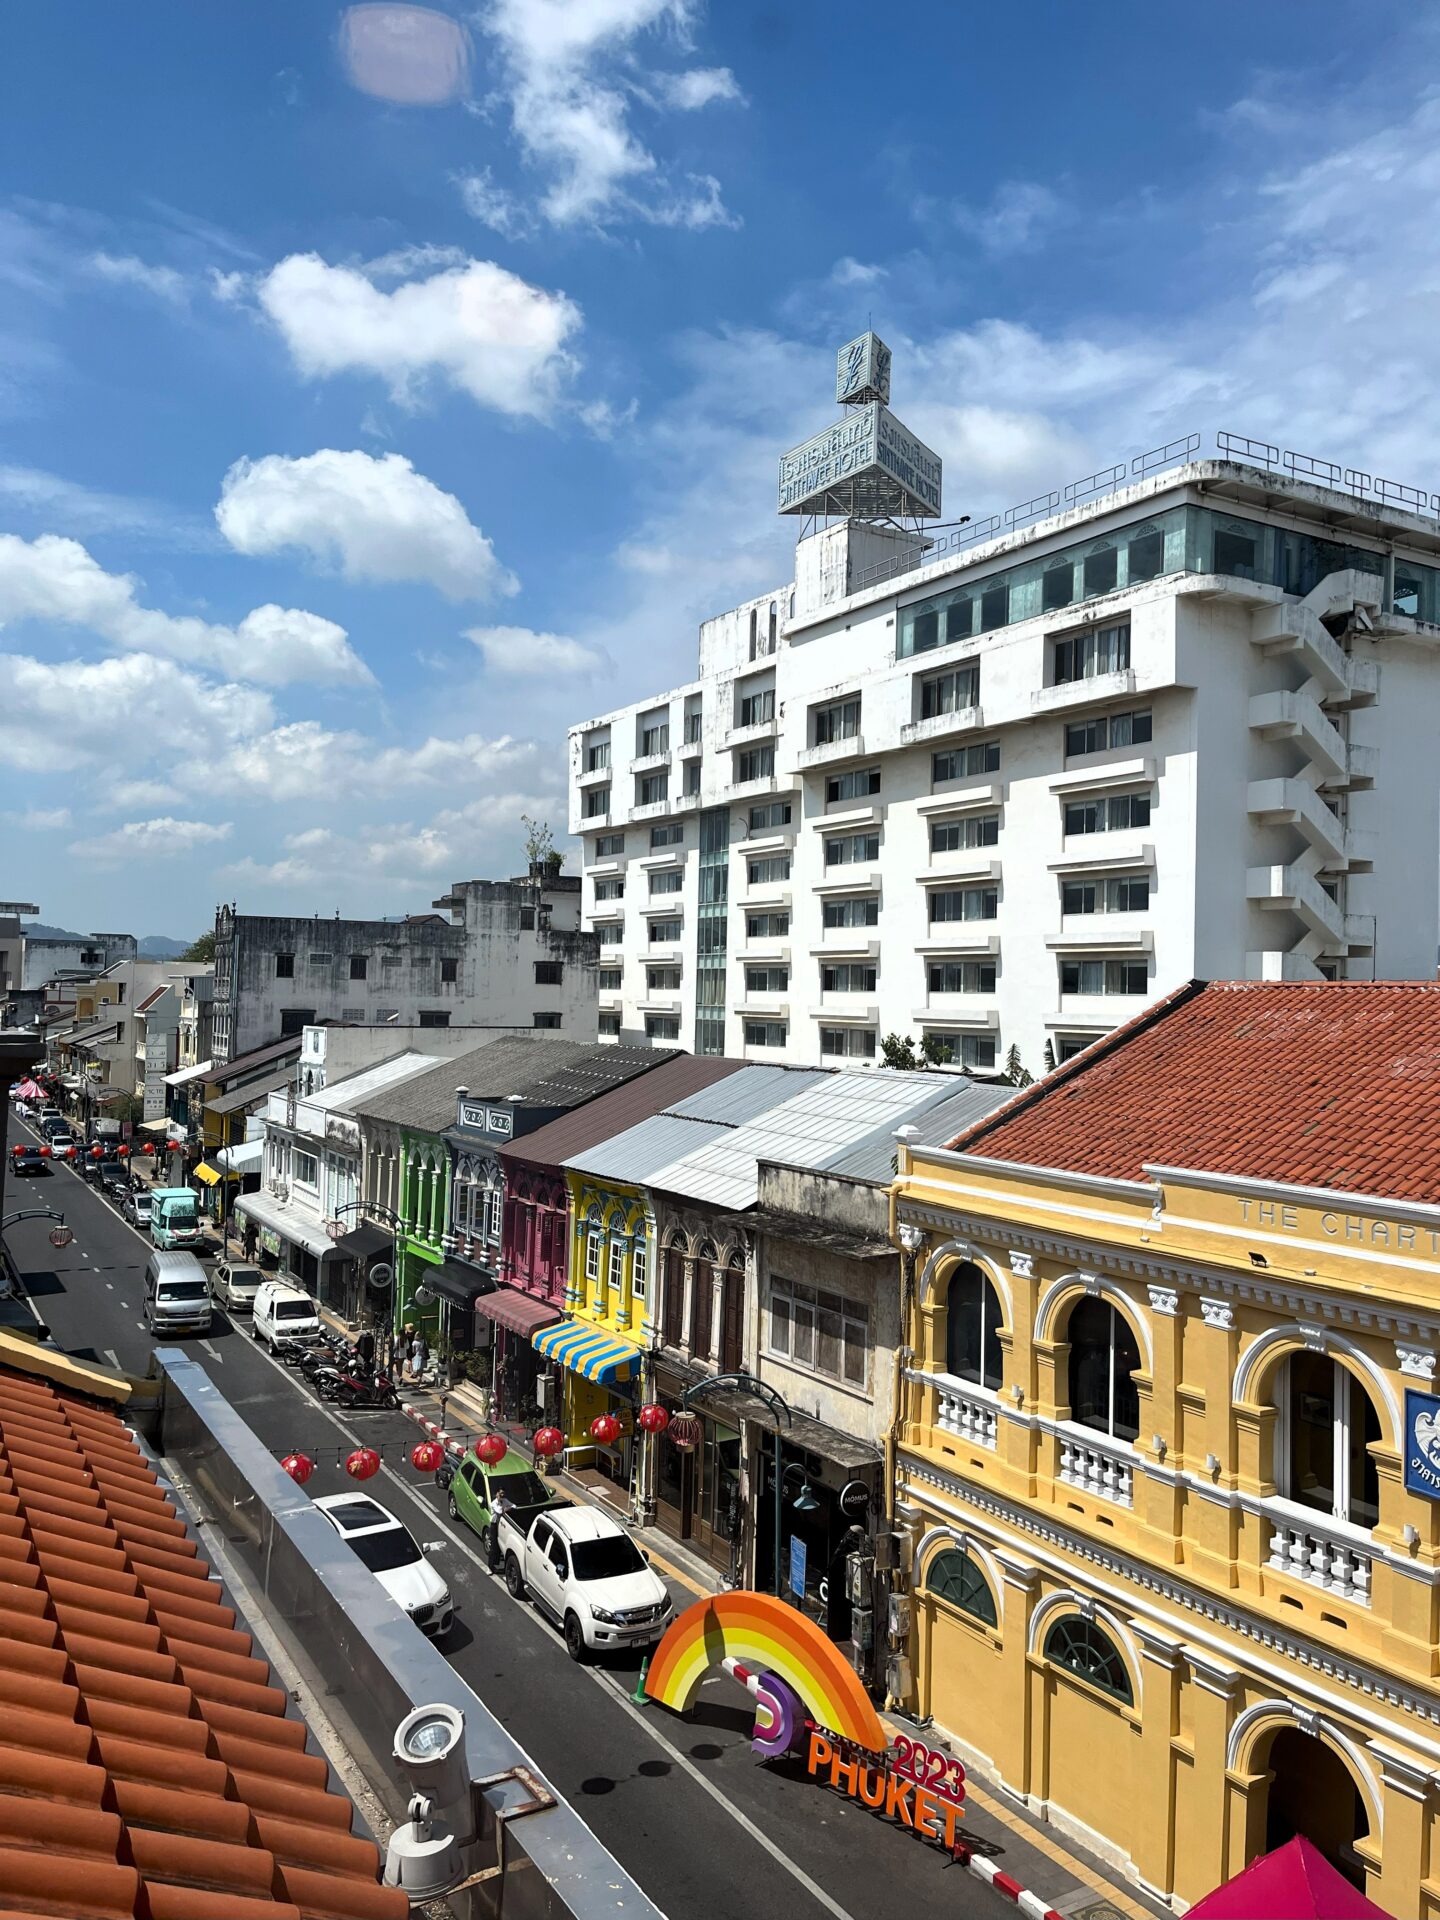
805,1729,965,1849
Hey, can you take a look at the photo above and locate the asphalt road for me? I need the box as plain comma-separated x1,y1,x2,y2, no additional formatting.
5,1128,1031,1920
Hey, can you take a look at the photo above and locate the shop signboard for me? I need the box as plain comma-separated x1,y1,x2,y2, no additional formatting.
457,1099,514,1139
1404,1389,1440,1500
789,1535,807,1600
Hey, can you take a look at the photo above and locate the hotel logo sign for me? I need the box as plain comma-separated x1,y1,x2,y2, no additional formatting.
778,402,942,519
1405,1390,1440,1502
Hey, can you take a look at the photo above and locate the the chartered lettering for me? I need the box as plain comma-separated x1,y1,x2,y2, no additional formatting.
1237,1196,1440,1255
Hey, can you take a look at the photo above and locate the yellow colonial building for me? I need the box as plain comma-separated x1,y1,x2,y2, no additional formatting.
893,981,1440,1916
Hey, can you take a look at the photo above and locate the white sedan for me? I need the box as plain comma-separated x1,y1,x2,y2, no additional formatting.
313,1492,453,1637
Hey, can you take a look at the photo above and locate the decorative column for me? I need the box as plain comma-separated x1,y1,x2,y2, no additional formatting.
708,1260,725,1366
680,1256,698,1356
1181,1648,1243,1904
1137,1282,1184,1555
1187,1297,1240,1592
616,1234,632,1332
990,1550,1041,1794
1130,1622,1185,1899
1369,1743,1431,1920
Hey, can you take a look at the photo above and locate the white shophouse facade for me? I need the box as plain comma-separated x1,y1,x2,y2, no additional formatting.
569,455,1440,1073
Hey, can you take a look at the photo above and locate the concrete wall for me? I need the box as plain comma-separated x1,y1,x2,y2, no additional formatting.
22,931,137,989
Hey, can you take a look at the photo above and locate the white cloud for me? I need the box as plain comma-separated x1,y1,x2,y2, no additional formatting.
89,251,189,303
0,465,200,543
216,449,518,601
256,250,582,419
466,624,607,676
5,806,70,831
830,257,886,288
338,4,472,105
196,720,560,806
944,180,1065,254
73,817,232,864
0,651,273,774
108,779,184,811
209,267,249,303
480,0,741,229
455,169,534,239
0,533,373,686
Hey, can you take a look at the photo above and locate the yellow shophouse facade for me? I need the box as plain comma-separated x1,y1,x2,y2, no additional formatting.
892,981,1440,1917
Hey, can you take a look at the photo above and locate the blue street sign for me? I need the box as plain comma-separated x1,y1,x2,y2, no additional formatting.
1405,1388,1440,1500
789,1533,807,1599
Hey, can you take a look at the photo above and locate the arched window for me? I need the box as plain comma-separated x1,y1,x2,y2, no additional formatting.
926,1547,997,1628
662,1241,686,1347
1042,1615,1133,1704
1277,1352,1380,1530
945,1263,1003,1390
1066,1297,1140,1442
692,1241,717,1358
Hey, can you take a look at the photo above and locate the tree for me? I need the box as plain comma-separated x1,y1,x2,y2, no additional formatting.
181,931,215,963
1003,1043,1033,1088
920,1034,954,1067
880,1032,919,1071
1043,1039,1056,1073
521,815,563,877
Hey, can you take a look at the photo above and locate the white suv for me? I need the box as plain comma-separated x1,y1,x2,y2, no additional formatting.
502,1505,673,1660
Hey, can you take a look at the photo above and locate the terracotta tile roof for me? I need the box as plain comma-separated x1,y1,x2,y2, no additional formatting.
948,981,1440,1203
0,1366,408,1920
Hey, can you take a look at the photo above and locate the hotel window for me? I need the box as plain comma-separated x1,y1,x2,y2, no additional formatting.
1276,1352,1380,1531
1059,956,1148,995
824,768,880,809
441,956,459,983
929,885,998,923
811,695,861,745
1043,1617,1133,1706
1061,875,1150,914
746,966,789,993
275,951,294,978
684,761,702,796
822,895,879,929
684,700,703,744
1063,791,1151,834
631,1237,647,1302
534,960,564,984
930,813,999,854
933,741,1000,784
646,1013,681,1040
928,959,996,994
585,739,610,772
920,661,981,719
533,1011,563,1030
824,832,879,867
608,1237,625,1299
748,854,791,886
598,1011,621,1036
821,962,876,993
419,1010,450,1029
594,877,625,901
738,686,775,728
640,719,670,757
1052,620,1130,685
649,919,682,944
1066,1297,1140,1442
926,1031,998,1070
819,1026,877,1059
639,772,669,806
767,1277,868,1388
748,800,792,831
597,923,624,946
735,745,775,783
584,785,611,818
599,967,623,990
651,822,683,848
1056,1033,1092,1063
1065,708,1152,756
595,832,626,857
925,1548,997,1629
744,1019,787,1047
746,910,790,938
308,951,331,967
649,870,683,896
647,966,682,990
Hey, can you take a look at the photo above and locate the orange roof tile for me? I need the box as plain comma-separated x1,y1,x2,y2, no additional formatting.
0,1366,409,1920
949,981,1440,1202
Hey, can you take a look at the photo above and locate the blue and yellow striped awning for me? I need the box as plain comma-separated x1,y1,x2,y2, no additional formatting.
532,1319,640,1386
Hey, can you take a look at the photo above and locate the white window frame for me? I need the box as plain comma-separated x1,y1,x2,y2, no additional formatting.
1276,1357,1376,1531
484,1185,503,1244
585,1229,602,1285
292,1148,319,1190
607,1237,625,1300
632,1237,648,1302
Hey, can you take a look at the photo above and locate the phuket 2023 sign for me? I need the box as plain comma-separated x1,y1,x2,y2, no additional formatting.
645,1591,965,1850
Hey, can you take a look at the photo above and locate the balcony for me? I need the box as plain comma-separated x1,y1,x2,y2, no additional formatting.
1265,1502,1372,1607
794,732,866,772
934,1374,998,1450
726,717,779,749
576,763,612,789
632,748,672,774
1031,669,1137,717
1057,1426,1135,1507
629,799,672,823
901,705,984,749
1246,863,1343,943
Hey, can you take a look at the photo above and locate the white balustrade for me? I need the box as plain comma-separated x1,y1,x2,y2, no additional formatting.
933,1375,998,1450
1058,1430,1134,1507
1267,1516,1372,1606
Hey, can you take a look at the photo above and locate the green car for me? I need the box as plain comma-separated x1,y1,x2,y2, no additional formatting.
448,1448,567,1569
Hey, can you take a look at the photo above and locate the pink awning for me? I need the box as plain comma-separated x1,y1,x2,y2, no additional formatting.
472,1286,564,1340
1188,1838,1393,1920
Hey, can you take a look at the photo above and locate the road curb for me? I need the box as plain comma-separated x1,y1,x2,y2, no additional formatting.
399,1398,468,1459
954,1846,1064,1920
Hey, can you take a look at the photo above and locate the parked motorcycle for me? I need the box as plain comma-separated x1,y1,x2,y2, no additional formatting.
335,1368,399,1411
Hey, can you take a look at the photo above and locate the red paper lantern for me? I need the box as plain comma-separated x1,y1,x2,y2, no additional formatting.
90,1145,104,1159
475,1432,507,1466
533,1426,564,1459
38,1144,51,1158
116,1144,130,1158
346,1447,381,1481
637,1403,670,1434
589,1412,621,1446
410,1439,444,1473
281,1452,315,1486
667,1410,703,1452
64,1145,77,1159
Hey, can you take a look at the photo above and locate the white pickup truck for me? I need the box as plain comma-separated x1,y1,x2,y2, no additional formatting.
497,1502,674,1661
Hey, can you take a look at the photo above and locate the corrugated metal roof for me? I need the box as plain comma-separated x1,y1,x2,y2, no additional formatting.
665,1063,828,1125
563,1064,829,1186
205,1064,295,1115
309,1050,446,1113
205,1033,302,1084
817,1075,1015,1183
502,1054,745,1171
354,1038,667,1133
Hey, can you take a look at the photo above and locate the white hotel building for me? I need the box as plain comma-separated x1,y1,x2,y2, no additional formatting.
568,445,1440,1072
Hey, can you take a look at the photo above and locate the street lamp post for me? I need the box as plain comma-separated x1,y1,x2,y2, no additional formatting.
680,1371,795,1601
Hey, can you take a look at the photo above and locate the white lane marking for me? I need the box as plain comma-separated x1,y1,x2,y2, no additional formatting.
103,1350,120,1369
135,1320,147,1330
199,1339,223,1363
106,1283,114,1291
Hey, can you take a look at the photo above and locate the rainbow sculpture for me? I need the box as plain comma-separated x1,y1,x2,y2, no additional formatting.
644,1590,887,1754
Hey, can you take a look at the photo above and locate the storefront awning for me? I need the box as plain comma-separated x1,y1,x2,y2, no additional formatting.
215,1139,263,1175
163,1058,213,1088
139,1116,182,1135
421,1261,495,1310
532,1320,639,1386
333,1221,391,1261
233,1190,334,1262
474,1287,563,1340
685,1380,882,1471
193,1161,227,1186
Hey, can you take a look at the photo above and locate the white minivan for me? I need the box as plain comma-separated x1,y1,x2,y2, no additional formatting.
251,1278,321,1353
143,1250,213,1337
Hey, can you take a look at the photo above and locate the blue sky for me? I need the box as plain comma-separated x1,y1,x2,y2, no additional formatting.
0,1,1435,938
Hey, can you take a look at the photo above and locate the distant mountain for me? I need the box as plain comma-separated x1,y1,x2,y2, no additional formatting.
20,920,86,940
138,935,189,959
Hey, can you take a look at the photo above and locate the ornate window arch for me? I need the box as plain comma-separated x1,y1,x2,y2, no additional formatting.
1042,1614,1133,1704
1036,1273,1152,1374
1064,1296,1141,1442
924,1544,998,1629
1233,1325,1400,1450
1226,1702,1383,1843
944,1261,1004,1391
1029,1592,1142,1711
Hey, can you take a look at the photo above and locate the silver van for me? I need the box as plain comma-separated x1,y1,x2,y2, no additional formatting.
143,1250,213,1337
